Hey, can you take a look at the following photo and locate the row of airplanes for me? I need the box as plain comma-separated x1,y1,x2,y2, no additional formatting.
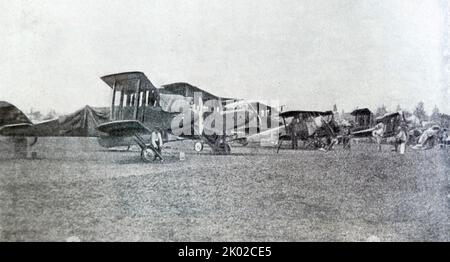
0,71,407,162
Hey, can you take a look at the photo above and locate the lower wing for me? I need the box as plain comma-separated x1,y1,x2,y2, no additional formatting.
96,120,152,136
351,127,375,137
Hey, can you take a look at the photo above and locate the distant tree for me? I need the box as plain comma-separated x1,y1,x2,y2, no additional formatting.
375,105,388,117
395,104,402,112
28,108,43,121
430,105,440,121
403,110,412,118
43,109,58,120
333,104,338,112
413,101,427,122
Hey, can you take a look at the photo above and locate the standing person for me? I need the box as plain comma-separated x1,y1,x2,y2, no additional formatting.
440,128,449,149
394,123,408,154
289,117,299,150
154,88,160,107
148,88,161,107
342,125,351,150
151,127,164,161
372,122,385,152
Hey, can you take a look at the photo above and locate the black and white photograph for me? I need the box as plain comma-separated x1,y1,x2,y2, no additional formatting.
0,0,449,247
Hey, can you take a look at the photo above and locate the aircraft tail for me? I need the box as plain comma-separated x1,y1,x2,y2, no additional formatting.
0,101,32,127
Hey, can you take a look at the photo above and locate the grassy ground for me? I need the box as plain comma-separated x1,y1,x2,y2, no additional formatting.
0,137,448,241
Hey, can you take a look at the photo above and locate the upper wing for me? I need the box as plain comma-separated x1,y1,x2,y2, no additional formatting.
101,71,157,92
96,120,152,136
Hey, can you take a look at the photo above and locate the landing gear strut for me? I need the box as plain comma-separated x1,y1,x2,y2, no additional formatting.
134,134,163,163
212,139,231,155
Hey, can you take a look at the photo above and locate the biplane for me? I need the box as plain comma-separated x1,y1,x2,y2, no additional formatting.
350,108,373,132
0,72,264,162
276,110,339,152
104,71,281,157
351,111,406,138
349,111,407,151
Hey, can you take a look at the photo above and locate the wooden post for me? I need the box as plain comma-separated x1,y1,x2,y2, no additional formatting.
110,81,116,120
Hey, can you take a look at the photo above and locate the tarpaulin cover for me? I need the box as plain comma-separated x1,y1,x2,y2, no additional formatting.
0,104,110,137
55,106,110,136
0,101,32,126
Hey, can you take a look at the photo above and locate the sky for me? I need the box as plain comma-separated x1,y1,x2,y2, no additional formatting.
0,0,448,115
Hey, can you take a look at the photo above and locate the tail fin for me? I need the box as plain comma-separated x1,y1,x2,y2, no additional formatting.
0,101,32,127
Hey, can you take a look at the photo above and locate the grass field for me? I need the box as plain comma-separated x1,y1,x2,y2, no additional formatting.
0,137,448,241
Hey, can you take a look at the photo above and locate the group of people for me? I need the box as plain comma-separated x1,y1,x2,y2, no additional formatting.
286,115,447,155
372,121,449,154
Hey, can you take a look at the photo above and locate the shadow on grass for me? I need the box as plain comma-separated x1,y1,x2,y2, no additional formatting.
114,156,181,165
184,151,277,157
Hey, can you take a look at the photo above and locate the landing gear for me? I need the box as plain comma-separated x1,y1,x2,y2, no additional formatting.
212,140,231,155
201,135,231,155
140,146,156,163
194,141,204,152
134,134,164,163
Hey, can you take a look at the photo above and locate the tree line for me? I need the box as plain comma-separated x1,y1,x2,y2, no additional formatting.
375,102,448,127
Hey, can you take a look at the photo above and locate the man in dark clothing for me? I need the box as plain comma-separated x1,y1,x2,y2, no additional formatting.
289,117,300,150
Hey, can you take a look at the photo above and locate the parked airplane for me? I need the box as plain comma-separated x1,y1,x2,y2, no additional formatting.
97,72,277,159
349,111,408,151
276,110,339,152
0,71,265,161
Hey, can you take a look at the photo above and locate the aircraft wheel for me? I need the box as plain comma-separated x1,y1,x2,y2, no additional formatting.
141,147,155,162
194,141,204,152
